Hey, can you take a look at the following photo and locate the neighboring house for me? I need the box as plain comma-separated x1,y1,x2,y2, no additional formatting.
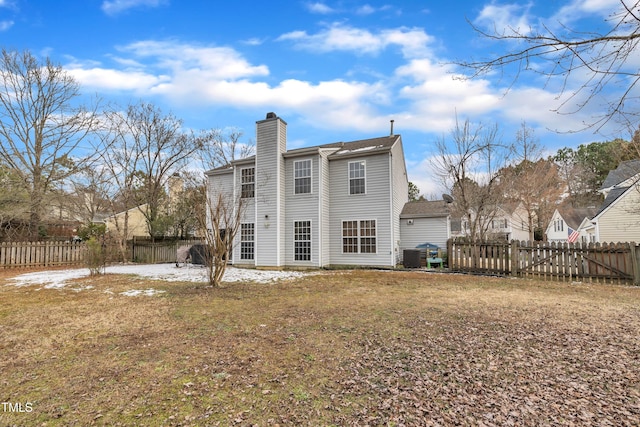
205,112,409,268
588,159,640,243
545,207,598,243
399,199,451,250
104,204,150,240
456,202,530,241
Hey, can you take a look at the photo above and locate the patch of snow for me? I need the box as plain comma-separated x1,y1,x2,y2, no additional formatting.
6,264,311,292
9,269,90,289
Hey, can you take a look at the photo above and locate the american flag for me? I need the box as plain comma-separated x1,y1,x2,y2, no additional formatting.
567,227,580,243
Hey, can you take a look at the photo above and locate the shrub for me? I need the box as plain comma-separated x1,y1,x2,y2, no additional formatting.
85,237,106,276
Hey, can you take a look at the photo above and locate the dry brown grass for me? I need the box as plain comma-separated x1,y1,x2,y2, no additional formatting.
1,269,639,426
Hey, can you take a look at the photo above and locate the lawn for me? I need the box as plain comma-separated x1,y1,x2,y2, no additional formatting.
1,267,639,426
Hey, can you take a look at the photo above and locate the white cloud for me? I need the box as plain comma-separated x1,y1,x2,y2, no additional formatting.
278,23,433,59
305,2,336,14
0,20,13,31
68,67,169,92
406,155,448,198
553,0,623,24
356,4,376,15
66,40,387,132
120,41,269,80
101,0,167,15
474,2,534,36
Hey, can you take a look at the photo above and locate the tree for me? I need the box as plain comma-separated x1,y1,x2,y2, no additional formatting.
408,181,420,202
553,138,635,206
167,171,203,239
459,1,640,132
500,123,563,241
99,101,205,241
0,49,98,240
196,180,246,287
431,117,509,242
199,127,254,170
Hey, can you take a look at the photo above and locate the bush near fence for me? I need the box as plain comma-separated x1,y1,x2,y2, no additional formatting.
447,239,640,285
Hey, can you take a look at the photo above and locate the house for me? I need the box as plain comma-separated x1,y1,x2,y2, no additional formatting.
454,202,530,241
545,207,598,243
104,204,150,240
588,159,640,243
205,112,411,268
399,199,452,250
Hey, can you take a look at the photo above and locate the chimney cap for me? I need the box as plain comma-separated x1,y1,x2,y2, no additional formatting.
266,112,277,119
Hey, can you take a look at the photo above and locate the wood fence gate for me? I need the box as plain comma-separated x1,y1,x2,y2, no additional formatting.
447,239,640,285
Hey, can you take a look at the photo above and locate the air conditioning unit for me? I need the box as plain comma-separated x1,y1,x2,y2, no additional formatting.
407,219,414,225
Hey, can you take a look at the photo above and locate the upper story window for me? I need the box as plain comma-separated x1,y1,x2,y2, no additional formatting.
348,161,366,195
241,167,255,198
491,218,508,229
553,218,564,232
294,159,312,194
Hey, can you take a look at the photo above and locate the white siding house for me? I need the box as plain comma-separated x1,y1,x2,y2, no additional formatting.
545,207,598,243
589,160,640,243
205,113,410,268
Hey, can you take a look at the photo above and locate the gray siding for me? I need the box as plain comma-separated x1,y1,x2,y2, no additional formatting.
232,164,256,265
255,117,286,266
320,152,331,266
284,156,320,266
390,139,409,264
328,153,393,266
400,216,449,251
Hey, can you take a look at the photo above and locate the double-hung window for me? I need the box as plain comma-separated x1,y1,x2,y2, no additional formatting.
240,223,254,260
348,161,366,195
294,220,311,261
241,167,255,198
294,160,312,194
342,220,376,253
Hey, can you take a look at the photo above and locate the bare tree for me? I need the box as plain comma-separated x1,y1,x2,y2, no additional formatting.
500,123,563,241
459,1,640,132
0,49,98,240
196,181,245,287
99,101,206,241
431,117,509,242
199,127,254,170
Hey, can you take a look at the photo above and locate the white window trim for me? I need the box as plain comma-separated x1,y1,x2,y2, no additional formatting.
348,160,367,195
341,219,377,254
293,159,313,195
240,166,255,199
240,222,255,260
293,219,312,262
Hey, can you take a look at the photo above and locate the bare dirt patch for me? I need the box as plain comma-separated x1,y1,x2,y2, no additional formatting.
1,270,639,426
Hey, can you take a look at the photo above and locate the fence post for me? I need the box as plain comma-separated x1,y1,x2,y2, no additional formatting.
510,240,518,277
630,242,640,286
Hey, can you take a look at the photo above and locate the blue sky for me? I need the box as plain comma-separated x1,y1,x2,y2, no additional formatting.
0,0,633,196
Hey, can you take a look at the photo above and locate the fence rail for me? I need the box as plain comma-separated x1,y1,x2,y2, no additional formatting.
447,239,640,285
0,241,87,269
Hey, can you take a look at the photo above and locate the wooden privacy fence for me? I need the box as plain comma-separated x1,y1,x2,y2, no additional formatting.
0,241,87,269
131,238,204,264
447,239,640,285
